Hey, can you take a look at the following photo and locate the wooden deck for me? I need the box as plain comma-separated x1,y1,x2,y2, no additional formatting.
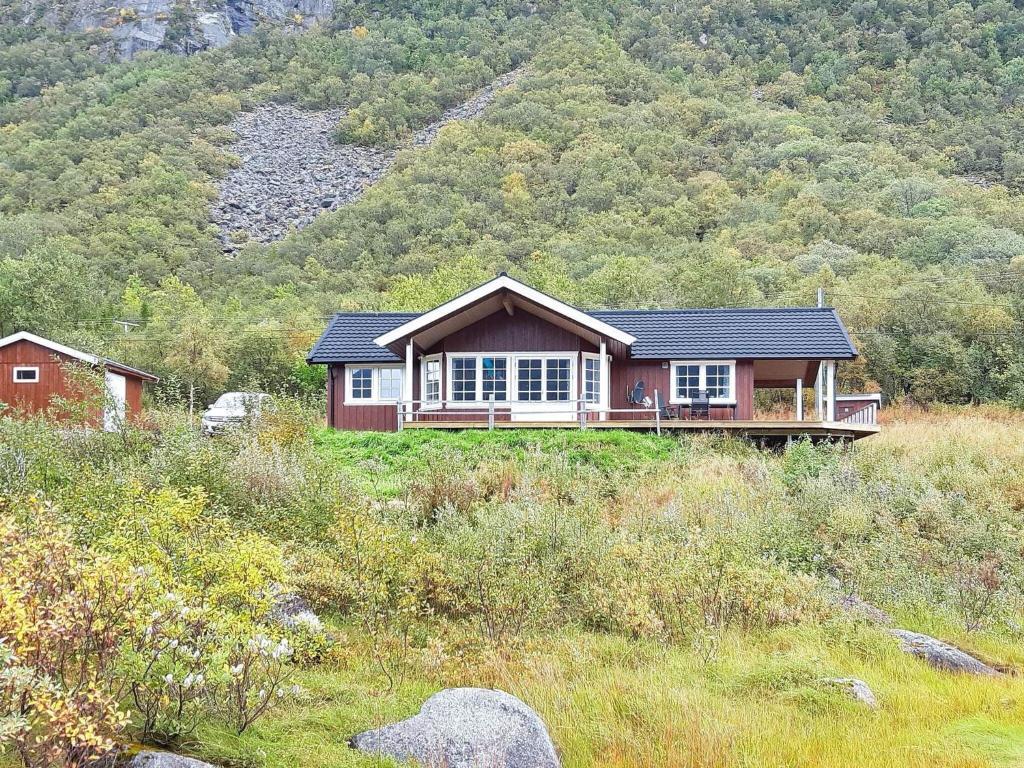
403,419,880,441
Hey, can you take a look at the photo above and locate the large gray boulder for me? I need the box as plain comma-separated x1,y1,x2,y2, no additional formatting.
890,629,1000,675
351,688,560,768
128,752,215,768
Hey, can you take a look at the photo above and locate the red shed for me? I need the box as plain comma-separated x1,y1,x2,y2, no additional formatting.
0,331,158,430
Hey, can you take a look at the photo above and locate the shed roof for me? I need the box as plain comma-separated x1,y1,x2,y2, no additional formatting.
0,331,159,381
309,305,857,363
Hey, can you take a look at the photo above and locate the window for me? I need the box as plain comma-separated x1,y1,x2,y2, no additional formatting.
378,368,403,401
423,358,441,404
583,356,601,404
674,364,700,400
350,368,373,400
517,359,543,401
545,359,571,401
705,364,731,399
346,365,403,404
670,361,736,403
451,357,477,401
482,357,507,401
13,367,39,383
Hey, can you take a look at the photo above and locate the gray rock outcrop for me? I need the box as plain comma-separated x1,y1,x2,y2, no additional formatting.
350,687,560,768
890,629,1001,675
21,0,333,60
212,67,524,247
268,589,323,631
128,752,215,768
822,677,878,709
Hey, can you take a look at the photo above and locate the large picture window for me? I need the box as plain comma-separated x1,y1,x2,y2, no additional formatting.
447,354,576,403
670,361,736,403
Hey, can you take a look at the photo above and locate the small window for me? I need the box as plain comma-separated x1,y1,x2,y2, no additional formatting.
584,357,601,404
674,364,700,400
350,368,373,400
379,368,403,401
706,364,731,399
517,359,543,401
545,359,571,401
424,358,441,404
482,357,508,401
451,357,477,401
13,367,39,383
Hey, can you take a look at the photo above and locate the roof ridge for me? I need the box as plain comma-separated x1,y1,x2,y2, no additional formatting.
590,306,834,314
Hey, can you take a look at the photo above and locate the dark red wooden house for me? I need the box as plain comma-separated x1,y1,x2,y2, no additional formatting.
0,331,158,430
309,275,878,439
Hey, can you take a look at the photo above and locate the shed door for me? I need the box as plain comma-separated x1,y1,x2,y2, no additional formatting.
104,371,127,431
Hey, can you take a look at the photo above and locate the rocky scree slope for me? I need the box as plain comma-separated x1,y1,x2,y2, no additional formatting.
17,0,332,60
211,68,524,249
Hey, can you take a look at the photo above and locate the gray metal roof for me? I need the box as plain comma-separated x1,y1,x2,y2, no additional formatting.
307,313,417,363
589,308,857,359
308,307,857,363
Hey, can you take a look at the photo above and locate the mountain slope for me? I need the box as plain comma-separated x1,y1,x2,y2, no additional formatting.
0,1,1022,406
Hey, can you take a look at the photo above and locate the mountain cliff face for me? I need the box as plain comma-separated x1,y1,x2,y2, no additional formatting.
17,0,333,59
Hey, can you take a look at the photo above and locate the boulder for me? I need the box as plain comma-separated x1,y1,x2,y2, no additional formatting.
268,589,323,632
127,752,215,768
822,677,878,709
350,688,560,768
890,629,1000,676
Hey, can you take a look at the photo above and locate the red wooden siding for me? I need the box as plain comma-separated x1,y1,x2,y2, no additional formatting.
427,310,598,355
609,359,754,420
0,339,149,424
327,364,400,431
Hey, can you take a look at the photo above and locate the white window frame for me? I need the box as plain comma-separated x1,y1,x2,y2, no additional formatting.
581,352,602,407
345,364,404,405
420,354,442,409
669,360,737,405
445,352,578,405
12,366,39,383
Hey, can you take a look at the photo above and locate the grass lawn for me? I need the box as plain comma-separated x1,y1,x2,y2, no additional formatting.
196,622,1024,768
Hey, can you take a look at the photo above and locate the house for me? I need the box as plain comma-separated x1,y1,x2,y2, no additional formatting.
308,274,878,439
0,331,158,430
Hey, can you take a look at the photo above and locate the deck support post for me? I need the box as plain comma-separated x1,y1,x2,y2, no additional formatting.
654,389,661,436
404,340,414,424
488,395,495,431
795,378,804,421
599,339,609,421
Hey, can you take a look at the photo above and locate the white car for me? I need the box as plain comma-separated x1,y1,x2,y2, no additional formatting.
201,392,271,435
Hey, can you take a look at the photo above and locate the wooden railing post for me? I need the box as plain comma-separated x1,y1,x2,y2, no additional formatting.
396,402,403,432
488,395,495,431
578,397,586,429
654,389,661,436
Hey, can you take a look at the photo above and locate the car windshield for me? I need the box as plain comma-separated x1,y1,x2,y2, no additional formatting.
213,393,261,409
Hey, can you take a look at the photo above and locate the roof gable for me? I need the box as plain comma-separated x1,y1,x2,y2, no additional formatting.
0,331,159,381
372,275,637,350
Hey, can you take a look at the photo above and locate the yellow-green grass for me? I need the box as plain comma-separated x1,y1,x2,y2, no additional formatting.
193,620,1024,768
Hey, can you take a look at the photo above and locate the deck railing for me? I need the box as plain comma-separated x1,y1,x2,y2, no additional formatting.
396,393,666,433
838,402,878,425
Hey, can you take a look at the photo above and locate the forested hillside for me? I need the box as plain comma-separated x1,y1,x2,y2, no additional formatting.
2,0,1023,406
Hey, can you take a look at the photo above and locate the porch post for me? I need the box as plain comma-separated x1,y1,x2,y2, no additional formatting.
815,361,824,421
405,340,414,423
825,360,836,422
599,339,609,421
795,378,803,421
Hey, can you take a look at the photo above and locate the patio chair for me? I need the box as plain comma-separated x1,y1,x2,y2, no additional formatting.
689,389,711,419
